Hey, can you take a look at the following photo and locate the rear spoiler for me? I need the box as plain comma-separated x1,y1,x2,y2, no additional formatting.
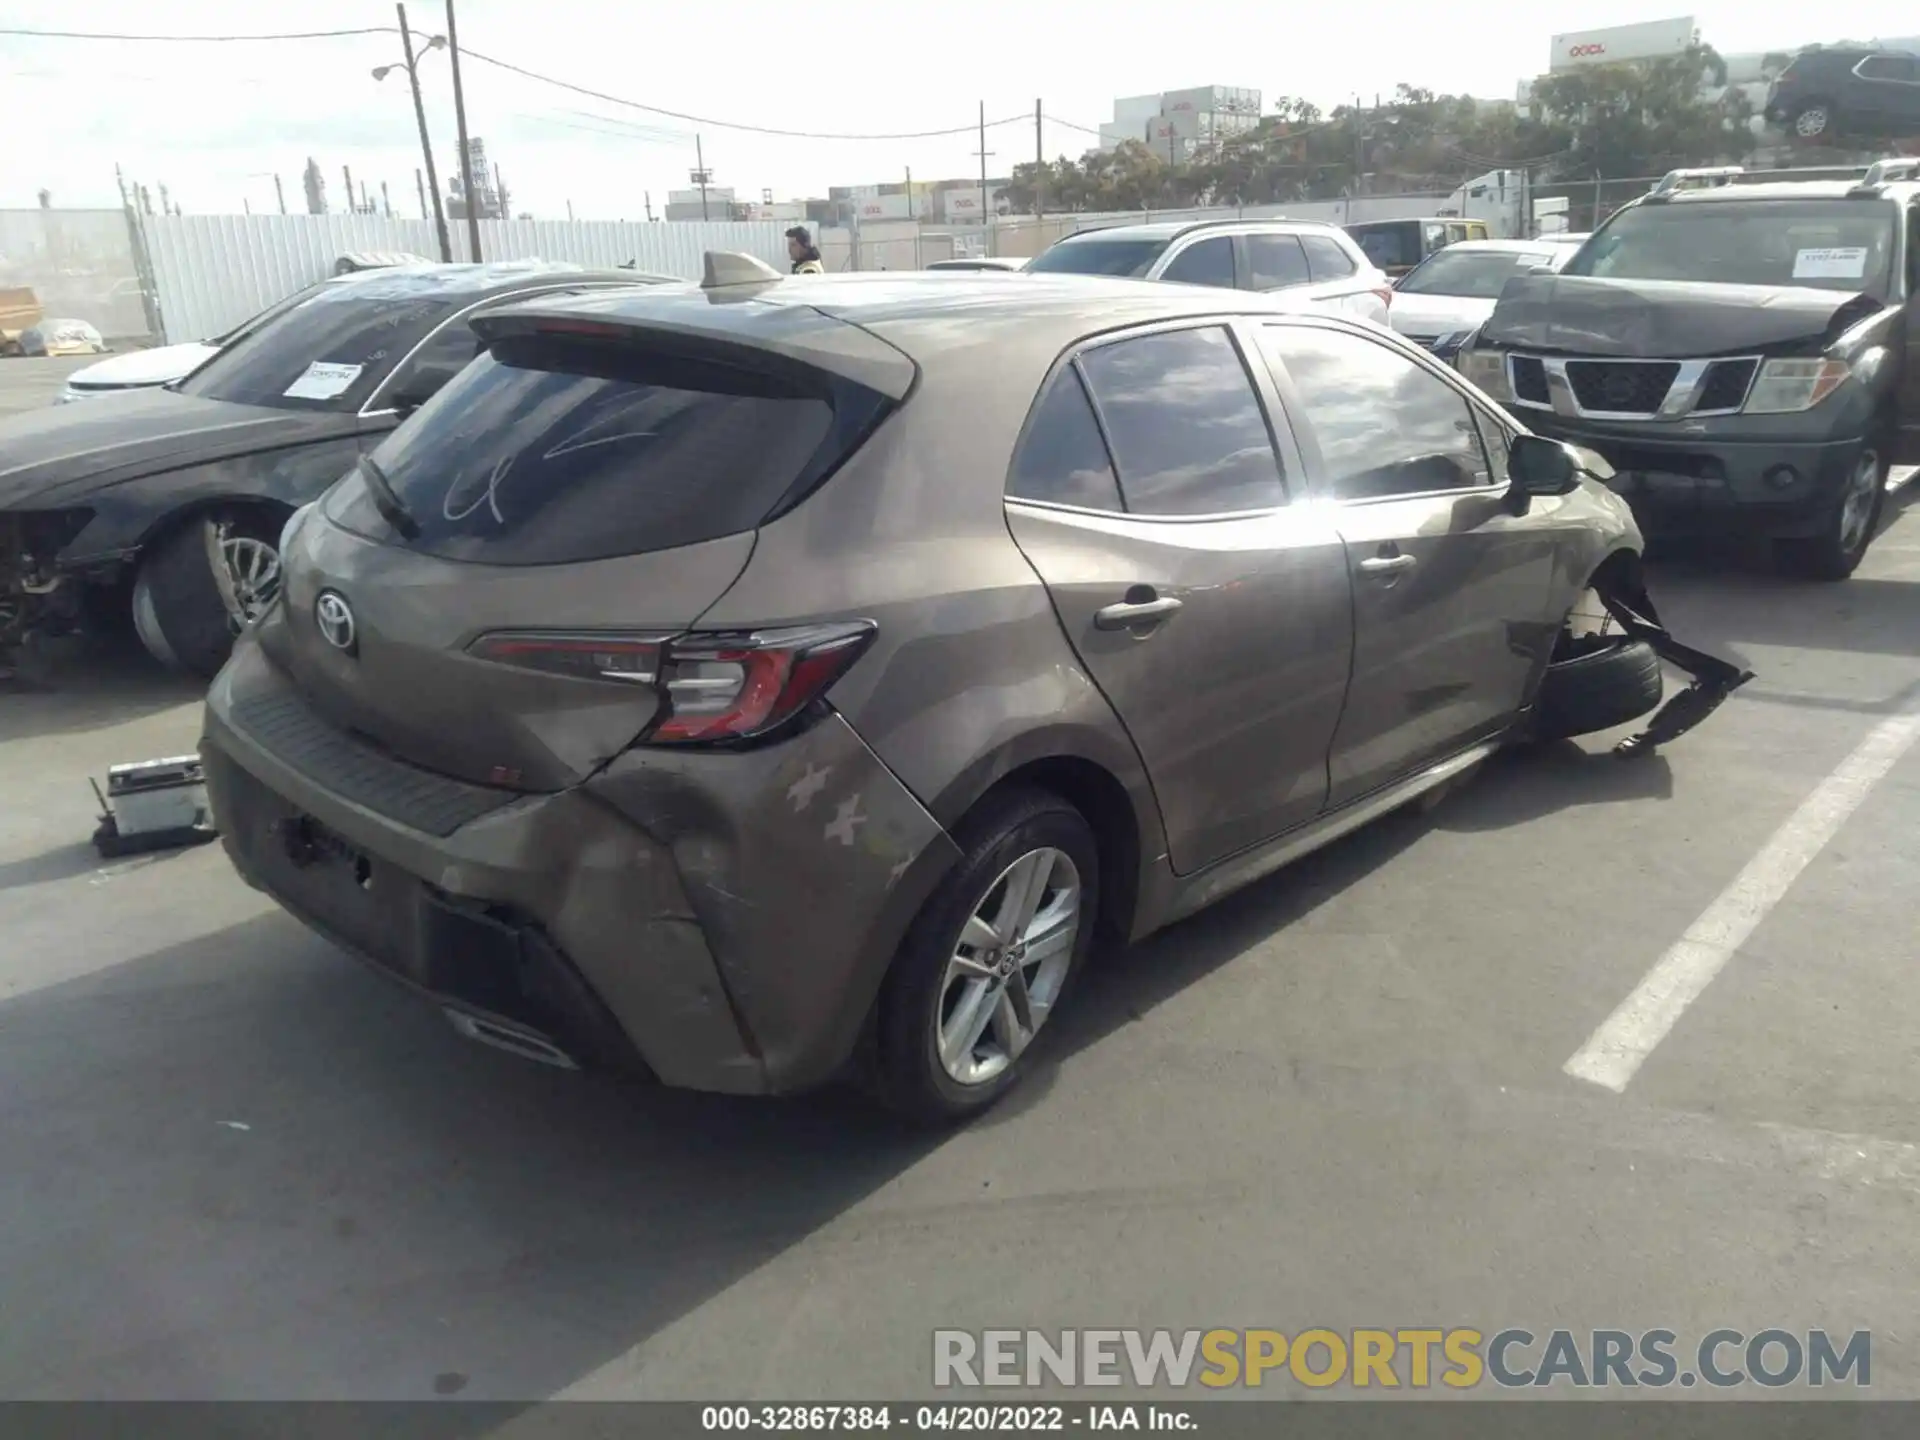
469,272,918,400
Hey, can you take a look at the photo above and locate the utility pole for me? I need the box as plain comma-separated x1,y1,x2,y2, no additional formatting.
644,190,654,222
274,173,287,214
445,0,482,261
1034,98,1045,218
567,199,574,221
360,180,372,214
343,165,356,212
905,165,913,219
244,197,252,215
694,134,710,221
381,180,392,217
398,5,451,260
974,101,995,250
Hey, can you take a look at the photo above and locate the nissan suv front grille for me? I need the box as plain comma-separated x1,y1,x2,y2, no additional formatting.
1503,353,1764,420
1566,360,1680,416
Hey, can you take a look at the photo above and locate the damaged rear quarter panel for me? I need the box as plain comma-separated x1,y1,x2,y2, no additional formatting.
588,713,961,1093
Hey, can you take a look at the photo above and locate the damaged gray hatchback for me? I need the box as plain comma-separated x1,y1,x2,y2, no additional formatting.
200,259,1750,1123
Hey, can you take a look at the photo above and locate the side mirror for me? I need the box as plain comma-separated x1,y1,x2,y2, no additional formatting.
1504,433,1582,514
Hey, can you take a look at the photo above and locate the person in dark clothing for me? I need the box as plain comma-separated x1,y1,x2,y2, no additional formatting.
786,226,825,274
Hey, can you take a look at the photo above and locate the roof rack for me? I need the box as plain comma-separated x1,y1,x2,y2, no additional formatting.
1648,166,1744,197
1853,157,1920,192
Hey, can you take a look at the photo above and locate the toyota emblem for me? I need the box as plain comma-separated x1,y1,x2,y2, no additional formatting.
314,590,357,654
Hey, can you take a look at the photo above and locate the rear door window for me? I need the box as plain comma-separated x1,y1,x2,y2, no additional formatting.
361,337,866,565
1856,54,1918,82
1078,325,1285,515
1301,234,1358,280
1007,369,1125,512
1161,237,1236,288
1246,234,1312,291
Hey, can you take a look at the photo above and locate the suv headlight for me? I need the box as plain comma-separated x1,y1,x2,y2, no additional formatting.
1457,347,1510,400
1743,358,1849,414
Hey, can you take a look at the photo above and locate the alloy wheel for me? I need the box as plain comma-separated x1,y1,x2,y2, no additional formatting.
934,847,1082,1087
208,522,282,631
1794,108,1829,138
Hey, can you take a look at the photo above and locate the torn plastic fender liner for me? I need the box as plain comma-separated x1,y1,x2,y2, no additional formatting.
1593,567,1755,760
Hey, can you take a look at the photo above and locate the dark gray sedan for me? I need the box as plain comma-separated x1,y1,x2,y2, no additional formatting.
199,262,1748,1123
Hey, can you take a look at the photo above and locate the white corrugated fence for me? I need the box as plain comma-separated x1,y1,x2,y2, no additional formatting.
135,213,794,343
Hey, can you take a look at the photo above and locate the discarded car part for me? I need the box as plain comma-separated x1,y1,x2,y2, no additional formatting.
1590,569,1755,759
90,756,219,858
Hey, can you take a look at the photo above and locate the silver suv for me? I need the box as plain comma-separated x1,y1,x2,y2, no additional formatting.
1025,218,1393,326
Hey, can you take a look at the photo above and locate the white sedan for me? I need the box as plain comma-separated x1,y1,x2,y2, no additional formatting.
1386,239,1579,362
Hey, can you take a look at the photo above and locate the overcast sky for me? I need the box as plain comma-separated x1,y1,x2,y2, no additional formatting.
3,0,1916,219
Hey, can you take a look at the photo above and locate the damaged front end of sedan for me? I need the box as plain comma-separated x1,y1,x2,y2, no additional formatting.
0,509,95,677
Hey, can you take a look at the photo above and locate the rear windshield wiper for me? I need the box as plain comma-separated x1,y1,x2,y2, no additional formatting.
358,455,420,540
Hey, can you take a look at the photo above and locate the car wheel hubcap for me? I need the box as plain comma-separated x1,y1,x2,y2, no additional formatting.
1796,109,1827,136
934,846,1081,1087
1838,452,1879,556
210,524,282,630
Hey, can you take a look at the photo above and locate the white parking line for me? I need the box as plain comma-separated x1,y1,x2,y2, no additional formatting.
1565,703,1920,1092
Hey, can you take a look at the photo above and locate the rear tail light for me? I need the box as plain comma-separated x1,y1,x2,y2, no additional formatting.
465,620,876,745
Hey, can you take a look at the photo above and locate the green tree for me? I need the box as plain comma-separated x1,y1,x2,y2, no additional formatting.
1527,43,1752,179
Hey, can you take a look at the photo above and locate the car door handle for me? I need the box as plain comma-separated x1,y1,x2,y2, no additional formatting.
1359,554,1418,576
1095,596,1183,630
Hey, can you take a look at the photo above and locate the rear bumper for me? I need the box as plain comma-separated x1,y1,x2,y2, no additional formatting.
201,640,961,1096
1515,414,1863,541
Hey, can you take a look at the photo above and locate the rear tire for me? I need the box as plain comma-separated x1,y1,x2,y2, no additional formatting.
132,510,283,679
873,789,1099,1126
1790,103,1833,141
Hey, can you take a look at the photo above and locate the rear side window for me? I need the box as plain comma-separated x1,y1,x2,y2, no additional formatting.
1246,234,1311,291
1857,54,1917,81
1349,222,1418,270
1007,370,1124,512
1301,234,1357,280
363,338,868,565
1079,326,1285,516
1161,237,1236,288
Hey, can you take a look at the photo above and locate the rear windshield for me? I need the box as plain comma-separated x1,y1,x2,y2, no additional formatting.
1025,237,1169,277
1396,249,1558,298
1562,199,1899,294
1345,222,1420,269
351,336,870,566
178,284,463,411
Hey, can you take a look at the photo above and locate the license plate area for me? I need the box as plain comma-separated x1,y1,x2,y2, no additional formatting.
278,813,373,889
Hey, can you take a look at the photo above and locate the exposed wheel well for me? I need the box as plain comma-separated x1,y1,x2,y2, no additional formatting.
967,756,1142,948
135,496,293,566
1587,546,1643,598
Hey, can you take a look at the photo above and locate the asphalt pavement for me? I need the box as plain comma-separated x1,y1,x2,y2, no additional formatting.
3,362,1920,1402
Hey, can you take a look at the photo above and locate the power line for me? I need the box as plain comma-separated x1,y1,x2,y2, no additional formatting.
458,44,1030,140
0,25,397,41
6,22,1036,145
